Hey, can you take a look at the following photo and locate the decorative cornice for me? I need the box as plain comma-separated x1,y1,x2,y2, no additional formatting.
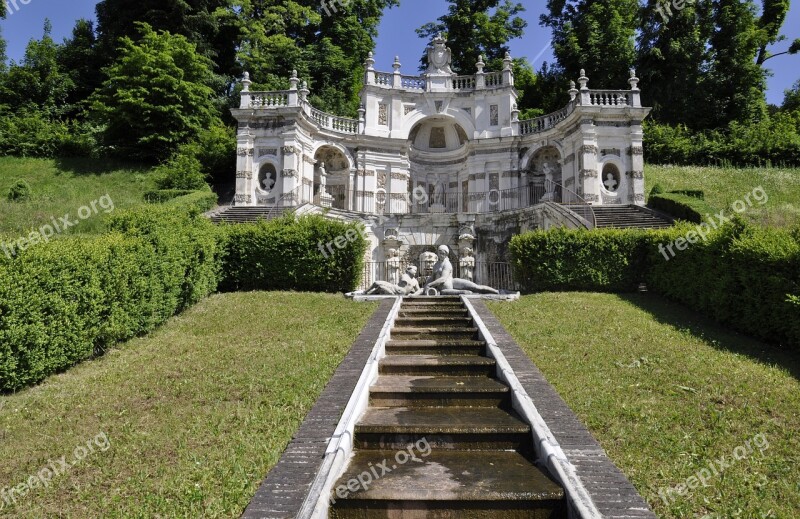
390,172,409,180
580,145,598,155
237,147,254,157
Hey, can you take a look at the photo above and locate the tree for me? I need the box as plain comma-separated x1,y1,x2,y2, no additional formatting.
0,20,75,113
416,0,527,73
542,0,639,89
90,24,221,162
236,0,397,117
57,19,103,113
94,0,239,77
637,0,714,128
784,80,800,114
755,0,790,65
705,0,767,126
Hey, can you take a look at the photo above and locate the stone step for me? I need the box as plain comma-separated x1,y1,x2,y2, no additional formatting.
370,375,509,408
386,340,486,356
391,327,479,340
398,308,470,317
379,355,495,377
394,317,474,328
329,450,566,518
354,407,531,451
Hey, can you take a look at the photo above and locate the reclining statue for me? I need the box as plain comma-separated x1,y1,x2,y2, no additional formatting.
424,245,499,295
362,265,423,296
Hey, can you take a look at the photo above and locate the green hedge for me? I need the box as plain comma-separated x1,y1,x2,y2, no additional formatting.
509,227,650,292
0,206,221,391
219,215,367,294
649,193,717,224
165,190,218,214
144,189,196,203
510,221,800,347
669,189,704,200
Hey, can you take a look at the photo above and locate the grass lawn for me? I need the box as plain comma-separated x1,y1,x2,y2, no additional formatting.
645,164,800,227
489,293,800,519
0,157,156,237
0,291,376,517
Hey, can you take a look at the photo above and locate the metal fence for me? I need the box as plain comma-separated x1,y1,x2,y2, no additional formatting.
358,261,517,293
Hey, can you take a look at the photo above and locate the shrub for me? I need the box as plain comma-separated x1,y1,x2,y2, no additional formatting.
7,180,32,202
509,227,651,292
669,189,704,200
510,221,800,347
219,215,367,294
649,193,717,224
649,183,664,197
154,152,208,191
144,190,197,203
0,205,222,391
165,190,218,214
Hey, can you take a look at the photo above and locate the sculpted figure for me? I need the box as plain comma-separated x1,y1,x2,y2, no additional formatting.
425,245,498,295
364,265,423,296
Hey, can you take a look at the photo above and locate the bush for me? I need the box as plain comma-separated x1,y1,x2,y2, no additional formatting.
154,152,208,190
509,227,651,292
510,221,800,347
649,193,717,224
0,108,100,158
144,190,197,203
219,215,367,294
669,189,704,200
165,190,218,214
649,183,664,196
7,180,32,202
0,205,222,391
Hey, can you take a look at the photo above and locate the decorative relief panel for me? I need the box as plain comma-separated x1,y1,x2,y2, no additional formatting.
601,148,622,157
281,169,297,178
489,173,500,191
634,193,646,202
377,171,387,189
363,170,376,177
404,105,415,116
629,146,644,156
390,193,407,201
626,170,644,179
390,172,408,180
580,145,598,155
429,127,447,149
237,147,254,157
378,104,389,126
490,105,499,126
584,194,599,202
580,169,598,179
257,148,278,157
282,146,297,155
234,194,252,204
236,170,253,179
564,153,576,164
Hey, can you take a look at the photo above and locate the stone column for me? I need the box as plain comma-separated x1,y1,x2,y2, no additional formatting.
280,144,300,207
578,139,600,205
235,133,255,206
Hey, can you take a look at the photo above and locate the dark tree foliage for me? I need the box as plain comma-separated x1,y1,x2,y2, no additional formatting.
416,0,527,74
57,19,103,113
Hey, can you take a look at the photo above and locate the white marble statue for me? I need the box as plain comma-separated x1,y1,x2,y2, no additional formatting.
425,245,498,295
363,265,422,296
459,247,475,282
386,248,401,285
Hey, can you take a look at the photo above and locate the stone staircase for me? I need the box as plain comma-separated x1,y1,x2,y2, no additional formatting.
206,206,292,224
591,205,672,229
330,297,567,518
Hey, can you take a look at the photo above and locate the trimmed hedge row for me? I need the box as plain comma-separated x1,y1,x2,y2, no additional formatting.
510,221,800,347
144,189,197,203
0,207,367,391
649,193,717,223
0,206,221,391
165,190,218,214
218,215,367,294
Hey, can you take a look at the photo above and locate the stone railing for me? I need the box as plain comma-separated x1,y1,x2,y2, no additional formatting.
452,75,477,91
375,72,393,87
308,105,359,134
585,90,634,107
401,76,427,91
484,72,503,88
519,102,576,136
248,91,290,108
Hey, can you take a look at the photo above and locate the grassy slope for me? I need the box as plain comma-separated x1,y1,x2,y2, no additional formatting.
489,293,800,519
0,292,376,518
0,157,155,237
646,164,800,227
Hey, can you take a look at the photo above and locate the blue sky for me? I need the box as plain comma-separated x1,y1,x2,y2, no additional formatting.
2,0,798,105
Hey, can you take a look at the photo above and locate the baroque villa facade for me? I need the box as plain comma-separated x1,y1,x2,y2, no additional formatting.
230,36,652,284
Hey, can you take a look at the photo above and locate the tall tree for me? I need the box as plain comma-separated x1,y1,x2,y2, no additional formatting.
784,80,800,114
236,0,397,117
57,19,102,113
705,0,767,126
755,0,790,65
542,0,639,88
90,24,221,162
94,0,238,76
637,0,714,128
0,20,74,113
416,0,527,74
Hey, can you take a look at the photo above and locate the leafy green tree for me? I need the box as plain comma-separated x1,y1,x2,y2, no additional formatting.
94,0,238,75
705,0,767,126
0,28,7,75
637,0,714,128
542,0,639,88
236,0,397,117
57,19,103,113
0,20,75,113
755,0,791,65
416,0,527,73
784,80,800,114
90,24,221,162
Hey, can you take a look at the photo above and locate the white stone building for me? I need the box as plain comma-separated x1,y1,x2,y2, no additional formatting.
229,36,653,287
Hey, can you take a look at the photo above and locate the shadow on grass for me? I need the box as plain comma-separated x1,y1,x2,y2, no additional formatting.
618,292,800,381
54,157,151,176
